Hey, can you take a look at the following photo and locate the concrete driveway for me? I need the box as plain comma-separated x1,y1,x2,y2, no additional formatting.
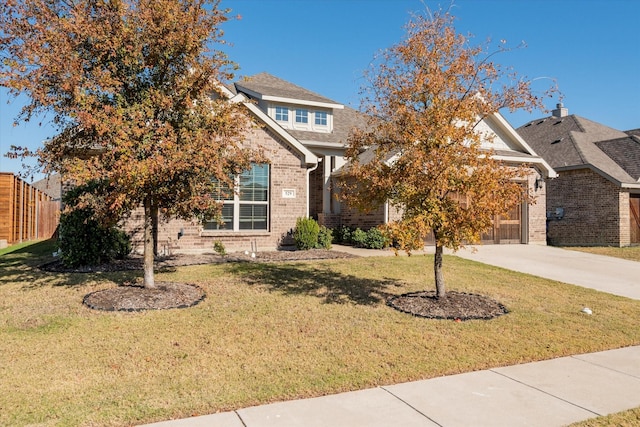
452,244,640,300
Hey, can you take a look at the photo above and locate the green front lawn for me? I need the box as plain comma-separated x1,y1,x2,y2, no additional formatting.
566,246,640,262
2,240,640,426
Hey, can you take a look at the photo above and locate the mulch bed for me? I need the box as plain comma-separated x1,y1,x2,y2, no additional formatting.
83,282,205,312
387,290,509,321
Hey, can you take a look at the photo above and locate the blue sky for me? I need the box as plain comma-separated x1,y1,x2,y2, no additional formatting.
1,0,639,179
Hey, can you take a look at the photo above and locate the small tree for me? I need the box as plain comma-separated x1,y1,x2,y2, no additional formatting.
1,0,257,288
339,8,555,298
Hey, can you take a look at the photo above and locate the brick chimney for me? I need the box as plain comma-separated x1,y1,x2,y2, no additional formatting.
552,102,568,118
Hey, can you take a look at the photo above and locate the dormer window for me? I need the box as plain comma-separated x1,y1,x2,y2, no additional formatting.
295,109,308,124
315,111,327,126
269,104,332,133
275,106,288,122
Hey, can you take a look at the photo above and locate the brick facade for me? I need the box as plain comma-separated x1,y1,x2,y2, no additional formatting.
332,167,546,245
124,126,309,254
546,168,627,246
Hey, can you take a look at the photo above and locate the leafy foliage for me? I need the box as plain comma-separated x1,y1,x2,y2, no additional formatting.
57,182,131,267
332,225,354,244
294,217,320,250
317,226,333,250
213,240,227,256
337,7,556,297
0,0,258,287
362,227,388,250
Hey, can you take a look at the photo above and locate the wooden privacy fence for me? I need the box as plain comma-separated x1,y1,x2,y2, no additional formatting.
0,172,60,246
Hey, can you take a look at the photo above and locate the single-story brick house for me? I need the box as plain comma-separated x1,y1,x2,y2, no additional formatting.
517,104,640,246
94,73,557,253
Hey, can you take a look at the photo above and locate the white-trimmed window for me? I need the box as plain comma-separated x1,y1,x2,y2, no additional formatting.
275,106,288,122
295,108,309,124
315,111,327,126
206,164,269,231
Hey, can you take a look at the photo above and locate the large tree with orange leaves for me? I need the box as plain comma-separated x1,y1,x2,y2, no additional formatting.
0,0,256,288
340,8,555,298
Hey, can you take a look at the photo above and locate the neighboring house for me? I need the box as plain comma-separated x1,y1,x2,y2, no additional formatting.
113,73,556,252
33,173,62,201
517,104,640,247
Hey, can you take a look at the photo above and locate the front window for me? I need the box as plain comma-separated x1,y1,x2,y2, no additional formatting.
206,164,269,231
275,106,288,122
295,108,308,124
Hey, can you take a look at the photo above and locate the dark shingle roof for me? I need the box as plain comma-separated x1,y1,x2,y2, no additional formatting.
235,73,340,106
596,136,640,181
517,115,638,184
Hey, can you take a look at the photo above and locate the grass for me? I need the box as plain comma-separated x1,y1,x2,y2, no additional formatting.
0,239,50,256
569,408,640,426
2,239,640,426
566,245,640,262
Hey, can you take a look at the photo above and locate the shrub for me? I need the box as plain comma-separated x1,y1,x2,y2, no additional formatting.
351,228,367,248
294,217,320,250
58,209,131,267
57,183,131,267
364,227,389,249
317,226,333,249
213,240,227,256
332,225,354,244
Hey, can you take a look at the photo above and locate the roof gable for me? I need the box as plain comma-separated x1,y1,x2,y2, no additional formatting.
216,81,317,165
235,72,343,109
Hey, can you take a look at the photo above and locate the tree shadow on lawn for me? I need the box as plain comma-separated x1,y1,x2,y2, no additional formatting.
0,239,139,289
224,262,404,306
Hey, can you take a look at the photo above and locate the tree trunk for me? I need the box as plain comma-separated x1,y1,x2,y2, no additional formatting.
434,243,446,298
143,196,156,289
151,199,159,257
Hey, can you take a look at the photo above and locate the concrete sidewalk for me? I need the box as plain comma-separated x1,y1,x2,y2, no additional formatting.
140,244,640,427
142,346,640,427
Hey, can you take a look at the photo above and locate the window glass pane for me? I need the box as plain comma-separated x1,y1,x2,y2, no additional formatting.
212,177,234,201
275,106,288,121
239,204,267,230
295,109,308,123
204,204,234,230
315,111,327,125
240,164,269,202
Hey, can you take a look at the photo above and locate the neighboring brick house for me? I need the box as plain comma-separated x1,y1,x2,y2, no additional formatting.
517,104,640,247
335,111,556,245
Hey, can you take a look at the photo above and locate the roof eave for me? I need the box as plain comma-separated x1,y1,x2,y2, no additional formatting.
491,154,558,178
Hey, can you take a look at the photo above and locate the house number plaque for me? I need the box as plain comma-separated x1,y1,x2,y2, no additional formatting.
282,189,296,198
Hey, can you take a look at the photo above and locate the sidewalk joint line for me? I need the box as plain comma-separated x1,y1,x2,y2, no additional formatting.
380,386,444,427
234,410,248,427
489,369,601,417
571,354,640,380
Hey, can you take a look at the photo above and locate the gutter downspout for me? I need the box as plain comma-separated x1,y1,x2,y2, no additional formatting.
306,159,320,218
